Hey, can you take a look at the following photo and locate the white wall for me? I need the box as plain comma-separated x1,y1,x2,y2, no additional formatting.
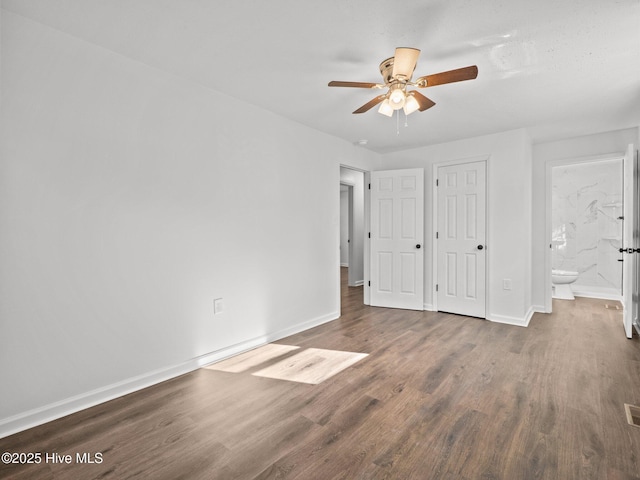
0,11,378,436
376,129,534,325
339,167,365,286
531,127,639,308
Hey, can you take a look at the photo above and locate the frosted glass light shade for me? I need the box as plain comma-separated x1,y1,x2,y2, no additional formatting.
403,94,420,115
378,99,394,117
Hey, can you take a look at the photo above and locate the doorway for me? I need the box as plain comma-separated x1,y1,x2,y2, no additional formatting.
550,158,623,301
340,166,366,307
544,146,638,338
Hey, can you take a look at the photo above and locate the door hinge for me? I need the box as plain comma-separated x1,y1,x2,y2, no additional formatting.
368,232,371,238
436,232,439,239
368,281,371,287
436,179,439,187
368,183,371,190
436,284,439,292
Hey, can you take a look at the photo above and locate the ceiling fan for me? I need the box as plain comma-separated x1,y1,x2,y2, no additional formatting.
328,47,478,117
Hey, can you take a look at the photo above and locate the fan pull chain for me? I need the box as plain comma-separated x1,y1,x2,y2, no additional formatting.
396,110,400,136
404,110,409,128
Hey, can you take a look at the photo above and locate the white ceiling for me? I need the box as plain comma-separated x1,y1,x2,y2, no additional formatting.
3,0,640,153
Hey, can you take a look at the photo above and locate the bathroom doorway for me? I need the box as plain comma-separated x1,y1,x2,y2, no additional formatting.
548,156,623,303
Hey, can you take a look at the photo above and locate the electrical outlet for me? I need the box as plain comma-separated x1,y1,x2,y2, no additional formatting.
213,298,224,315
503,279,512,291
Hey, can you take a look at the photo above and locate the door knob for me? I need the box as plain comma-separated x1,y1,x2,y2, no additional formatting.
477,245,484,250
416,244,421,249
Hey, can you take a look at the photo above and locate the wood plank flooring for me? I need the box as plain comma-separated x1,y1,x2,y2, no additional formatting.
2,267,640,479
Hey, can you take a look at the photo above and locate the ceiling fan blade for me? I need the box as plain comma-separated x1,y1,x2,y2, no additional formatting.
353,95,387,114
409,91,436,111
392,47,421,80
415,65,478,87
328,81,380,88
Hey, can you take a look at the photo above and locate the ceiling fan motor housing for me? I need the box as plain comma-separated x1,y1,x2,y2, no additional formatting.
380,57,409,108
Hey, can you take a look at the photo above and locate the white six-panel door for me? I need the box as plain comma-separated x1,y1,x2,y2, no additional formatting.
436,161,486,318
370,169,424,310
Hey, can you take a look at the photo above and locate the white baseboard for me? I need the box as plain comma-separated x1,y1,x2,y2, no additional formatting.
572,286,622,301
487,308,533,328
354,280,364,287
340,263,349,267
524,306,536,325
0,359,199,440
423,303,436,311
0,311,339,440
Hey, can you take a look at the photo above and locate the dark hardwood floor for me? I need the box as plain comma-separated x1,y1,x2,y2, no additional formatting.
2,268,640,479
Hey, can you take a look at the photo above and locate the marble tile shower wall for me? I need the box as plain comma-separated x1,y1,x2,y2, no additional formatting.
552,160,622,293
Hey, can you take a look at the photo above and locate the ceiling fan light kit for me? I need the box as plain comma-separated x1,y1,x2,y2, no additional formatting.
378,99,394,117
329,47,478,119
403,93,420,115
388,85,406,110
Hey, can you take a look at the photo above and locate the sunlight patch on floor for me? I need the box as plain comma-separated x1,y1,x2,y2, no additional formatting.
252,347,368,385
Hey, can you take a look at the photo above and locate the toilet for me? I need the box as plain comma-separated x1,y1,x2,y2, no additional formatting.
551,269,579,300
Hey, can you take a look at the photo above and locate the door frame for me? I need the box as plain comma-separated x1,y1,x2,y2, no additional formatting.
622,144,637,338
544,152,625,313
338,164,369,308
432,155,490,315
